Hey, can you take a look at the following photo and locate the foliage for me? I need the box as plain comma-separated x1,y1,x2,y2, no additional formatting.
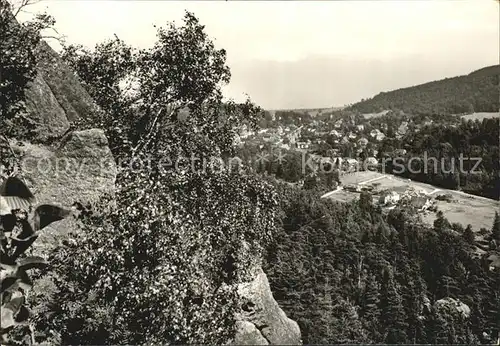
1,176,71,345
34,12,279,345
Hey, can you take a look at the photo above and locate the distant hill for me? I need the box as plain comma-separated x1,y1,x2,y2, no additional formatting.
347,65,499,115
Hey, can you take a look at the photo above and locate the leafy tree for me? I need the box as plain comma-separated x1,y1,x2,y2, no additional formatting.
359,191,373,213
39,12,278,345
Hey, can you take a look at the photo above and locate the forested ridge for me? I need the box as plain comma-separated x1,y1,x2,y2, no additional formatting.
348,65,500,115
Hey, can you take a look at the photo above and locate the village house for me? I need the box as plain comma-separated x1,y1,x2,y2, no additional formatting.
398,187,434,211
262,133,280,143
365,156,378,170
356,124,365,132
329,129,341,137
297,141,311,150
397,121,408,136
358,137,369,147
344,184,361,192
378,190,400,205
370,129,386,141
408,195,433,211
286,131,299,144
345,158,358,166
233,135,243,147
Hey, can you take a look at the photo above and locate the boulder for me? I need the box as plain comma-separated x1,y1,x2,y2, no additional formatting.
22,40,100,141
9,129,116,256
235,267,301,345
434,297,471,319
234,321,269,345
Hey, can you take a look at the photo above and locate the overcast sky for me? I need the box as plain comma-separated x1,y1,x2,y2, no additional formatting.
17,0,500,110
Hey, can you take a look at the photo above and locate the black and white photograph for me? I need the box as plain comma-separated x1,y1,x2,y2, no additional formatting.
1,0,499,344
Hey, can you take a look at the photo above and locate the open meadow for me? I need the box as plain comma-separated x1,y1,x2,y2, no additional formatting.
325,171,499,232
461,112,499,121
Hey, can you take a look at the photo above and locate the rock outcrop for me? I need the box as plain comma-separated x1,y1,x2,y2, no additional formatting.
23,41,99,140
8,129,116,256
434,297,471,319
4,27,114,252
235,267,302,345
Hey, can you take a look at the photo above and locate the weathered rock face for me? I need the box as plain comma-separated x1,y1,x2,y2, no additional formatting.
434,297,471,319
234,267,302,345
9,129,116,256
23,41,99,140
11,130,115,205
23,73,70,139
0,24,113,251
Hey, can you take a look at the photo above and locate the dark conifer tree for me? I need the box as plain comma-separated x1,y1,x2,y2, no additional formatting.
380,267,408,343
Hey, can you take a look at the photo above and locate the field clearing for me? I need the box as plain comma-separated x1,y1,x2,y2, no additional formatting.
461,112,499,121
421,189,499,231
329,171,499,231
341,171,384,185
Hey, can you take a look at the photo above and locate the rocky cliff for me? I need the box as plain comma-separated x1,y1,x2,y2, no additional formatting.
234,267,301,344
23,41,99,141
6,38,301,345
7,129,116,256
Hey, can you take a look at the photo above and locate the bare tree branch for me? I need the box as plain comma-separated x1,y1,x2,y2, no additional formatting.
11,0,42,18
41,34,66,44
132,102,185,155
